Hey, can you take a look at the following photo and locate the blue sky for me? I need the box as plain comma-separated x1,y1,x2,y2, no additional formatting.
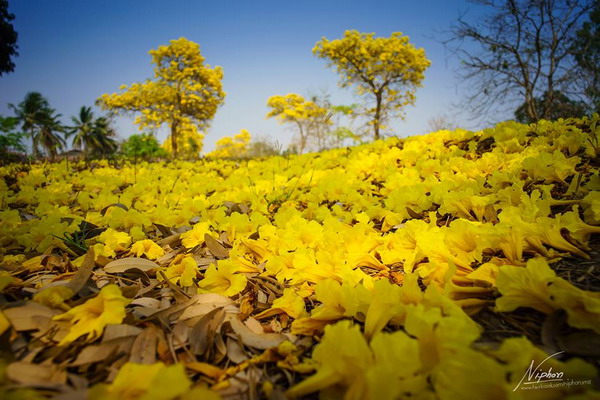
0,0,495,152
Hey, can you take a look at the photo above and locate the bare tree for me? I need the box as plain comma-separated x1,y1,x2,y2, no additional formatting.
428,114,458,131
446,0,595,122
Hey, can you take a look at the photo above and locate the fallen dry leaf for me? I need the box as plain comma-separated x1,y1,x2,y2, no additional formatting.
228,315,287,350
6,361,67,386
129,325,160,364
104,257,160,273
204,233,229,259
3,302,60,331
189,307,226,356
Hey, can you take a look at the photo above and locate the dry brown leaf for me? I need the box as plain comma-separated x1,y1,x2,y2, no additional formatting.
30,315,59,339
4,302,60,331
104,257,159,273
204,233,229,259
158,271,190,303
64,247,96,294
156,233,181,247
189,307,226,356
226,337,249,364
142,294,199,323
156,250,178,267
102,324,143,342
192,256,215,266
228,316,287,350
6,361,67,386
244,317,265,334
213,333,227,364
69,337,135,367
179,293,237,321
219,367,262,399
100,203,129,216
129,325,159,364
171,321,190,349
130,297,161,309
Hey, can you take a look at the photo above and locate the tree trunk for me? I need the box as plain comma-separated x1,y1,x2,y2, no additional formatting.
373,92,382,140
525,88,538,122
171,120,178,158
30,127,39,159
296,121,306,154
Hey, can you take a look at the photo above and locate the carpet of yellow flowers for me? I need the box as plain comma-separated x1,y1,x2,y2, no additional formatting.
1,116,600,399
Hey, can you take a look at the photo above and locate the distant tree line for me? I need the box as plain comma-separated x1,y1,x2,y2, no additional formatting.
0,92,119,163
3,0,598,163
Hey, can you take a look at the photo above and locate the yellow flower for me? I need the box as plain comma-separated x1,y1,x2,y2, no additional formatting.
256,288,308,319
180,221,212,248
496,257,600,333
95,228,132,258
364,279,406,339
163,255,198,287
548,277,600,334
466,262,499,286
53,284,130,346
130,239,165,259
198,260,247,297
495,258,559,314
366,330,425,399
33,286,74,311
287,320,372,399
0,310,10,335
291,279,370,335
0,271,20,292
88,362,193,400
433,347,510,399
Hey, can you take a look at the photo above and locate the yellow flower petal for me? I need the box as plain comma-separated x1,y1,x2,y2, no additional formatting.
198,261,247,297
53,284,129,346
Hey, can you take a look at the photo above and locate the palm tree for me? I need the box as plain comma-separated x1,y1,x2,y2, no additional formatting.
9,92,51,158
68,106,94,153
36,109,65,160
92,116,118,157
67,106,118,158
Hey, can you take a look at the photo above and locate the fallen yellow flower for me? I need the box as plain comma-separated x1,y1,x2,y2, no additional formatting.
130,239,165,259
53,284,130,346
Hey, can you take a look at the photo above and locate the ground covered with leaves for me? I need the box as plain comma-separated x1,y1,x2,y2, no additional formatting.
1,116,600,399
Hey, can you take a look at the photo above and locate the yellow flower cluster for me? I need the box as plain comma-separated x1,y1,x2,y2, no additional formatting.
205,129,251,158
1,115,600,398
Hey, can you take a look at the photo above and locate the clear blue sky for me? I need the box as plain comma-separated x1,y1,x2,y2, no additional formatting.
0,0,493,152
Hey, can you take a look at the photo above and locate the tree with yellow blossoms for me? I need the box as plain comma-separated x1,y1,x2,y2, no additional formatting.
206,129,251,158
313,30,430,140
266,93,331,154
162,119,204,159
97,37,225,158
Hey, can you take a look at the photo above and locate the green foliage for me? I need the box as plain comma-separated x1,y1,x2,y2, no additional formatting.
0,0,18,76
0,115,26,162
121,133,167,160
514,91,589,123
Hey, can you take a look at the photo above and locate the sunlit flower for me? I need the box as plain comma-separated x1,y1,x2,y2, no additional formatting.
198,259,247,296
53,284,130,345
130,239,165,259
